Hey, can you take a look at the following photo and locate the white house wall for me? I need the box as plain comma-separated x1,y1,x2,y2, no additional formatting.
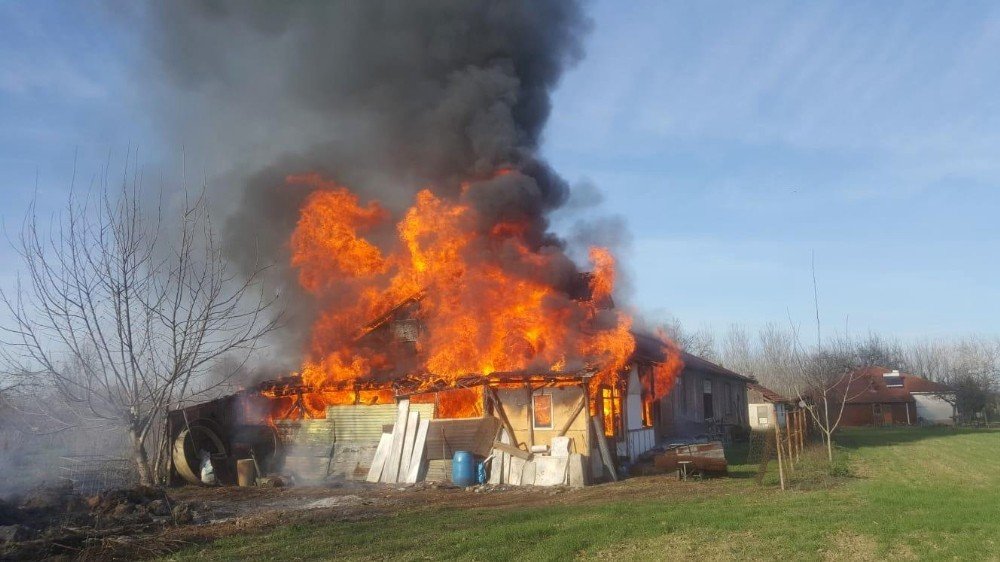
913,393,955,425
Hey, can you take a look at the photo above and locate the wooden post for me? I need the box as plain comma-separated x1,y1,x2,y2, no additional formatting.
791,410,800,462
784,410,794,471
798,410,805,456
773,411,786,490
525,384,535,448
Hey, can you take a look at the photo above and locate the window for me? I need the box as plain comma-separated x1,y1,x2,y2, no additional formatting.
600,386,621,437
532,392,553,429
756,405,770,426
639,363,655,428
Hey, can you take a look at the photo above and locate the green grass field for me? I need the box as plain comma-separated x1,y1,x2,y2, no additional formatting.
165,427,1000,561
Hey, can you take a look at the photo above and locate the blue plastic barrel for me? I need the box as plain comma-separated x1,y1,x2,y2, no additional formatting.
452,450,476,487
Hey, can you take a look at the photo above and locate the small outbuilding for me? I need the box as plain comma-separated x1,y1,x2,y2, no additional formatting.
747,382,796,430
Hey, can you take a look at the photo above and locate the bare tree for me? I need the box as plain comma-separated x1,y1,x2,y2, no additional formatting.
659,316,718,361
850,332,907,372
0,170,279,484
787,338,864,462
942,337,999,422
903,339,951,382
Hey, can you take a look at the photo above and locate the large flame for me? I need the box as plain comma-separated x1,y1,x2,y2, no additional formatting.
283,171,677,419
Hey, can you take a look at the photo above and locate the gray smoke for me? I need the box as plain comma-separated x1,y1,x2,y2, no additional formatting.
133,1,590,369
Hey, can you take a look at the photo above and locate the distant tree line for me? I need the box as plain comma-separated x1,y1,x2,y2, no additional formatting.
661,319,999,460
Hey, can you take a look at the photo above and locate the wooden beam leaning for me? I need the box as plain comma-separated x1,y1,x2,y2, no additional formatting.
591,415,618,482
382,399,410,483
487,387,520,449
493,440,532,460
558,392,588,437
366,432,393,483
404,418,430,484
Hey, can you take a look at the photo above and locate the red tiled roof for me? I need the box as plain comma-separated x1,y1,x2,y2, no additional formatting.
839,367,950,404
748,382,794,404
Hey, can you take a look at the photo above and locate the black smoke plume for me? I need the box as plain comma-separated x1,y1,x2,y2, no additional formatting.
135,1,590,369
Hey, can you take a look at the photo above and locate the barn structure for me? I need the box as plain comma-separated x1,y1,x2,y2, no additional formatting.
633,334,752,442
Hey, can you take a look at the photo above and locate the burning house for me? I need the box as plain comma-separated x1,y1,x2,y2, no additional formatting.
167,216,685,486
149,2,685,487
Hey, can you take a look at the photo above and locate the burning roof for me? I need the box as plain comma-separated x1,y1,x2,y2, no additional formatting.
280,172,678,415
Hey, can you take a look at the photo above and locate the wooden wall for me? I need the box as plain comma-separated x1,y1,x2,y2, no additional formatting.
495,386,591,462
660,368,749,438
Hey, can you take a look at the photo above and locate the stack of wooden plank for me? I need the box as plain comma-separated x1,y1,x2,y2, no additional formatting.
487,432,586,487
653,441,728,474
365,400,431,484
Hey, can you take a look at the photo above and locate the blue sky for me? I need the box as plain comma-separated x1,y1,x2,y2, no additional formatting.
1,1,998,340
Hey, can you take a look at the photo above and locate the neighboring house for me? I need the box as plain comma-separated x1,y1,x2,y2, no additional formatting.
835,367,955,427
634,333,752,440
747,383,796,430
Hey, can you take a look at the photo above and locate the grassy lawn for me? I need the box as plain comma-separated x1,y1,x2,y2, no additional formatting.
164,427,1000,561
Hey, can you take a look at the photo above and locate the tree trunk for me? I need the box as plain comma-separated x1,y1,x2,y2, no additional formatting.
129,427,154,486
823,396,834,462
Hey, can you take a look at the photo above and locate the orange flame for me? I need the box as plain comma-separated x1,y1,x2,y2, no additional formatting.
281,170,677,419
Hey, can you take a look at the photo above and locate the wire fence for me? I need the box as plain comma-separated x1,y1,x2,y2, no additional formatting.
58,455,138,494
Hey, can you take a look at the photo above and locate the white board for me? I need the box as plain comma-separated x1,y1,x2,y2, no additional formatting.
534,456,569,487
400,411,420,474
508,456,526,485
366,432,393,483
404,418,430,484
487,452,502,485
567,453,585,487
551,436,571,457
381,399,410,483
521,460,536,486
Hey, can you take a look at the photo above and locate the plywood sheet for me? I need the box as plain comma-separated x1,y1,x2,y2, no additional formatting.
381,400,410,483
404,418,430,484
400,411,420,473
508,456,526,485
366,432,393,483
567,453,586,487
424,416,500,460
551,436,571,457
521,460,536,486
534,456,568,486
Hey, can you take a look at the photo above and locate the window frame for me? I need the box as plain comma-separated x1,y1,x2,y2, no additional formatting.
531,391,554,430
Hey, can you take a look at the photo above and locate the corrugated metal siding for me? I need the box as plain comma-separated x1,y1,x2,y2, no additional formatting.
274,403,436,445
325,403,435,442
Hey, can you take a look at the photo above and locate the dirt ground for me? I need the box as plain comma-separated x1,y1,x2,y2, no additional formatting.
2,472,732,560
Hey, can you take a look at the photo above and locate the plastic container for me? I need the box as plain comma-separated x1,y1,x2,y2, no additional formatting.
452,450,476,487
